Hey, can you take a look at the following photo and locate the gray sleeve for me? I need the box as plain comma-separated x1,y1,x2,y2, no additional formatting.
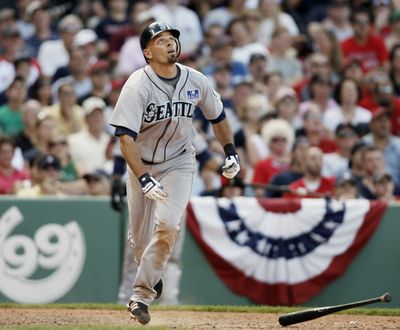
197,74,224,121
109,82,145,134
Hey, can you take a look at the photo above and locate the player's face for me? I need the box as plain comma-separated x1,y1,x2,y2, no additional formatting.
147,32,178,64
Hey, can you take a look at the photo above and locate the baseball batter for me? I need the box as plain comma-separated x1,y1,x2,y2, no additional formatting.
109,22,240,325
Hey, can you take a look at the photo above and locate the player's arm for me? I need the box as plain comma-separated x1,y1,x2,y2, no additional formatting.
118,133,168,201
210,114,240,179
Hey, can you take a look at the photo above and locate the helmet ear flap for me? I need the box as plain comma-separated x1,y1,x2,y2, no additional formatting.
175,37,181,58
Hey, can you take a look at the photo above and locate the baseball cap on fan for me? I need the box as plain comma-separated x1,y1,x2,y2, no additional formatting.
36,154,61,171
82,96,106,116
74,29,98,47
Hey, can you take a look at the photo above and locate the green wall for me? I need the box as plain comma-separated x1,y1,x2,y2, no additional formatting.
0,197,398,307
0,197,123,303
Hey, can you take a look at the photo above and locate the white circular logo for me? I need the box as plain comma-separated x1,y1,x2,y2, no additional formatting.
0,206,86,303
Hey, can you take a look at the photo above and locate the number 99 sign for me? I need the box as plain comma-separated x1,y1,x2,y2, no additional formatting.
0,206,86,303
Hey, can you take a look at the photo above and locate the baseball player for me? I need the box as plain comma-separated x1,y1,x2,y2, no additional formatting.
109,22,240,325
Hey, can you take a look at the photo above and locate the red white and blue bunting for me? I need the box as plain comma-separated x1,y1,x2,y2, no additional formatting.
187,197,387,305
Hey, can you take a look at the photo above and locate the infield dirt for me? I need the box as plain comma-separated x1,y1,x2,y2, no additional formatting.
1,308,400,329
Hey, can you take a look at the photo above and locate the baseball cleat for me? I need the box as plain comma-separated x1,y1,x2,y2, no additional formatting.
154,278,163,299
127,300,150,325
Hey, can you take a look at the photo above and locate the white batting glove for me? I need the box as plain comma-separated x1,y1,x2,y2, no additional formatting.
222,155,240,179
138,173,168,201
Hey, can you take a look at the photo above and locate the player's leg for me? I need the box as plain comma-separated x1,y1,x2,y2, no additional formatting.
131,151,195,306
125,168,156,264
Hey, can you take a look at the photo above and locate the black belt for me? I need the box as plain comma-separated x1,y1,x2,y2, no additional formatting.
142,148,186,165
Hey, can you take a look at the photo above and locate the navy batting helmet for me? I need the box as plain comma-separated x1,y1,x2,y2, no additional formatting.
140,22,181,61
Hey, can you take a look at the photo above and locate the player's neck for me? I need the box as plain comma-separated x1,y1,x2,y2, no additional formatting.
150,63,178,79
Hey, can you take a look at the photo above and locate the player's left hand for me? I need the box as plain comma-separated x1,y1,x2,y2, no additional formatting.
222,154,240,179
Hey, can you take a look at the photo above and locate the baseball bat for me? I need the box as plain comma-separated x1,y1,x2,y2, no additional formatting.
278,293,392,327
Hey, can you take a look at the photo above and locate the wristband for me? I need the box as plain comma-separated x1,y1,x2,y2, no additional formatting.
223,143,237,156
138,173,151,187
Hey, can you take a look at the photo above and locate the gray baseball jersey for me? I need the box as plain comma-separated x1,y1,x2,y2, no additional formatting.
109,63,223,164
109,63,224,306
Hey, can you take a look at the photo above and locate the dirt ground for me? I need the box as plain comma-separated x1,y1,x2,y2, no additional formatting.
0,308,400,329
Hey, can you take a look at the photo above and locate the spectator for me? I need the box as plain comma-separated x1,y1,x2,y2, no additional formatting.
117,8,154,77
148,0,203,57
323,0,353,42
52,47,91,101
373,171,398,201
334,171,358,200
323,77,371,133
0,135,30,194
73,29,100,65
95,0,130,58
227,16,269,68
78,60,111,104
0,26,24,95
0,8,17,38
322,123,359,178
24,112,55,163
48,135,79,181
104,79,124,135
43,82,86,136
211,63,234,104
0,76,27,138
340,58,364,85
293,53,332,101
358,144,386,199
389,44,400,97
248,53,268,94
201,35,248,86
202,0,246,31
13,52,40,91
359,73,400,135
273,86,302,130
83,169,111,196
297,104,337,153
37,14,83,77
283,146,336,198
348,140,368,188
67,97,111,176
267,28,302,85
341,8,389,73
299,74,338,115
257,0,300,46
311,26,344,75
16,154,62,197
363,108,400,184
266,137,309,198
264,71,284,108
384,10,400,52
30,76,52,106
24,1,59,57
252,119,293,196
199,23,225,61
236,93,270,168
219,176,245,198
14,99,41,159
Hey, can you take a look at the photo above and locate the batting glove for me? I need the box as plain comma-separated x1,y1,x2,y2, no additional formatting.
222,143,240,179
138,173,168,201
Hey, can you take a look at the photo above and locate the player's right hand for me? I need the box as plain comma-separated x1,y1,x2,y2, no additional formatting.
138,173,168,201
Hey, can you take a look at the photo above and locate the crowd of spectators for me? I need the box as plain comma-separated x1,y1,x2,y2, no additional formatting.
0,0,399,202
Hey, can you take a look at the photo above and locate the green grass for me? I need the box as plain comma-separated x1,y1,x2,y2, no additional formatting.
1,302,400,315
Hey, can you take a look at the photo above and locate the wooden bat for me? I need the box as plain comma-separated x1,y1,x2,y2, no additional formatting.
278,293,392,327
